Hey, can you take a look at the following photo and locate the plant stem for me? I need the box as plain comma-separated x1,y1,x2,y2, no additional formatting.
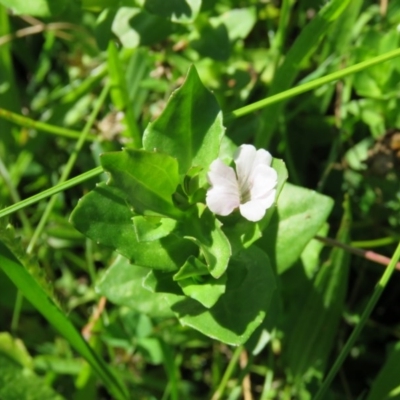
26,83,110,254
10,290,23,334
351,237,397,248
228,47,400,121
313,241,400,400
315,235,400,271
0,157,32,236
0,166,103,220
211,345,242,400
0,107,97,141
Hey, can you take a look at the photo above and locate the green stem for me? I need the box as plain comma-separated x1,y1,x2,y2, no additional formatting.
0,107,97,141
85,238,97,283
0,157,32,236
228,47,400,121
270,0,293,72
211,345,242,400
0,166,103,220
26,83,110,254
10,290,23,334
313,240,400,400
351,237,397,248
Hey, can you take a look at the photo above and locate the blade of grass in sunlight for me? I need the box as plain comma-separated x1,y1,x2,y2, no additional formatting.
26,82,110,253
0,166,103,219
0,234,129,400
254,0,351,148
0,107,97,141
228,47,400,124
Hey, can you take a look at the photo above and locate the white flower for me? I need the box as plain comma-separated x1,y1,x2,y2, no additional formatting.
206,144,278,222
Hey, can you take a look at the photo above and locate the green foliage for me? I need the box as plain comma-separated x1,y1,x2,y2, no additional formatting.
0,333,65,400
101,149,182,218
143,65,224,185
166,246,276,346
366,342,400,400
0,225,128,400
1,0,400,398
261,183,334,273
0,0,67,17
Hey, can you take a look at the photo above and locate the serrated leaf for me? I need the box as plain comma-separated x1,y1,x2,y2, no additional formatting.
183,205,231,279
143,65,224,185
260,183,334,273
96,256,174,318
166,246,276,345
70,183,196,271
101,148,183,219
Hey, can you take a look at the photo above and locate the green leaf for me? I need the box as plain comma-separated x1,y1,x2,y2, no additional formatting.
366,341,400,400
96,256,174,318
0,333,65,400
173,256,209,280
177,272,227,309
173,256,227,308
0,225,128,400
0,0,66,16
101,148,183,219
144,256,226,309
112,7,173,48
132,216,177,242
283,199,351,381
0,333,32,369
182,205,231,279
143,65,224,185
212,7,256,42
70,183,196,271
166,246,276,345
260,183,334,274
190,23,231,61
141,0,201,23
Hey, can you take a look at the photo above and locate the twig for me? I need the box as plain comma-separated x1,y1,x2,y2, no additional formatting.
82,296,107,341
240,349,253,400
0,22,78,46
315,235,400,271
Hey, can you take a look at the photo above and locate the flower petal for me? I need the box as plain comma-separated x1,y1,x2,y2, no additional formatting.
207,159,238,189
254,148,273,168
234,144,257,188
239,199,269,222
250,165,278,200
206,159,240,216
206,187,240,216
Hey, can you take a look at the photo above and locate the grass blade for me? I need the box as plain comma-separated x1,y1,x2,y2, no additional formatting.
0,226,128,399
